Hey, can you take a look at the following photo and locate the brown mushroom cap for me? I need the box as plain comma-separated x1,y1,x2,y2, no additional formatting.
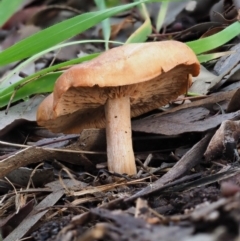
37,41,200,133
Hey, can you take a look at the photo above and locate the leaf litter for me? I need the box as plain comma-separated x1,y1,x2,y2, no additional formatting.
1,1,240,241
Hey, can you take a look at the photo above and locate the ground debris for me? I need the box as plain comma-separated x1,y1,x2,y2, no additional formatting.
53,190,240,241
55,208,193,241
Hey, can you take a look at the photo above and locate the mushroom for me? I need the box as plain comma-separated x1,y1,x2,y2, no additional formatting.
37,41,200,175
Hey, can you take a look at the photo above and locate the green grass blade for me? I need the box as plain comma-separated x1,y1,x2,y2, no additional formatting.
18,73,60,95
94,0,111,50
156,1,168,32
0,39,123,107
0,0,25,28
105,0,121,7
186,21,240,54
0,73,61,109
0,1,146,66
0,54,100,108
0,53,98,94
126,1,152,43
198,51,233,63
0,39,123,88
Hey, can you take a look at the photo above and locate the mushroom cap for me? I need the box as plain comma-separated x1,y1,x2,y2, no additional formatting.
37,41,200,133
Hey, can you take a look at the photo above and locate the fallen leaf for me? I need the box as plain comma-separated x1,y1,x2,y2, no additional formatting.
211,42,240,90
190,65,222,95
0,95,44,136
2,6,45,30
6,167,54,187
132,108,240,136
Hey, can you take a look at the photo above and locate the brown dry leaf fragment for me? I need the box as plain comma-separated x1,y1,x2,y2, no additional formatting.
133,107,209,135
226,87,240,113
132,88,239,135
34,133,80,148
190,65,223,95
132,107,240,136
0,199,34,239
6,167,54,187
204,120,240,161
138,89,236,120
28,5,80,28
210,0,238,24
2,24,41,49
213,42,240,90
2,6,45,30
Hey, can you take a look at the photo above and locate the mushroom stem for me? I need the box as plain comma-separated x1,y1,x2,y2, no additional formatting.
105,96,136,175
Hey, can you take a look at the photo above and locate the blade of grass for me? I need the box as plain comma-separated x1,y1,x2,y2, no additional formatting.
198,51,233,63
0,0,153,66
94,0,111,50
105,0,121,7
0,73,61,109
126,0,152,43
0,0,25,27
156,1,169,32
186,21,240,55
0,40,124,108
0,53,98,96
0,39,123,88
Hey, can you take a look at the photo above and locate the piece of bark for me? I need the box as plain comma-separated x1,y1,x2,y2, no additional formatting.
0,144,95,179
227,88,240,113
204,120,240,161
